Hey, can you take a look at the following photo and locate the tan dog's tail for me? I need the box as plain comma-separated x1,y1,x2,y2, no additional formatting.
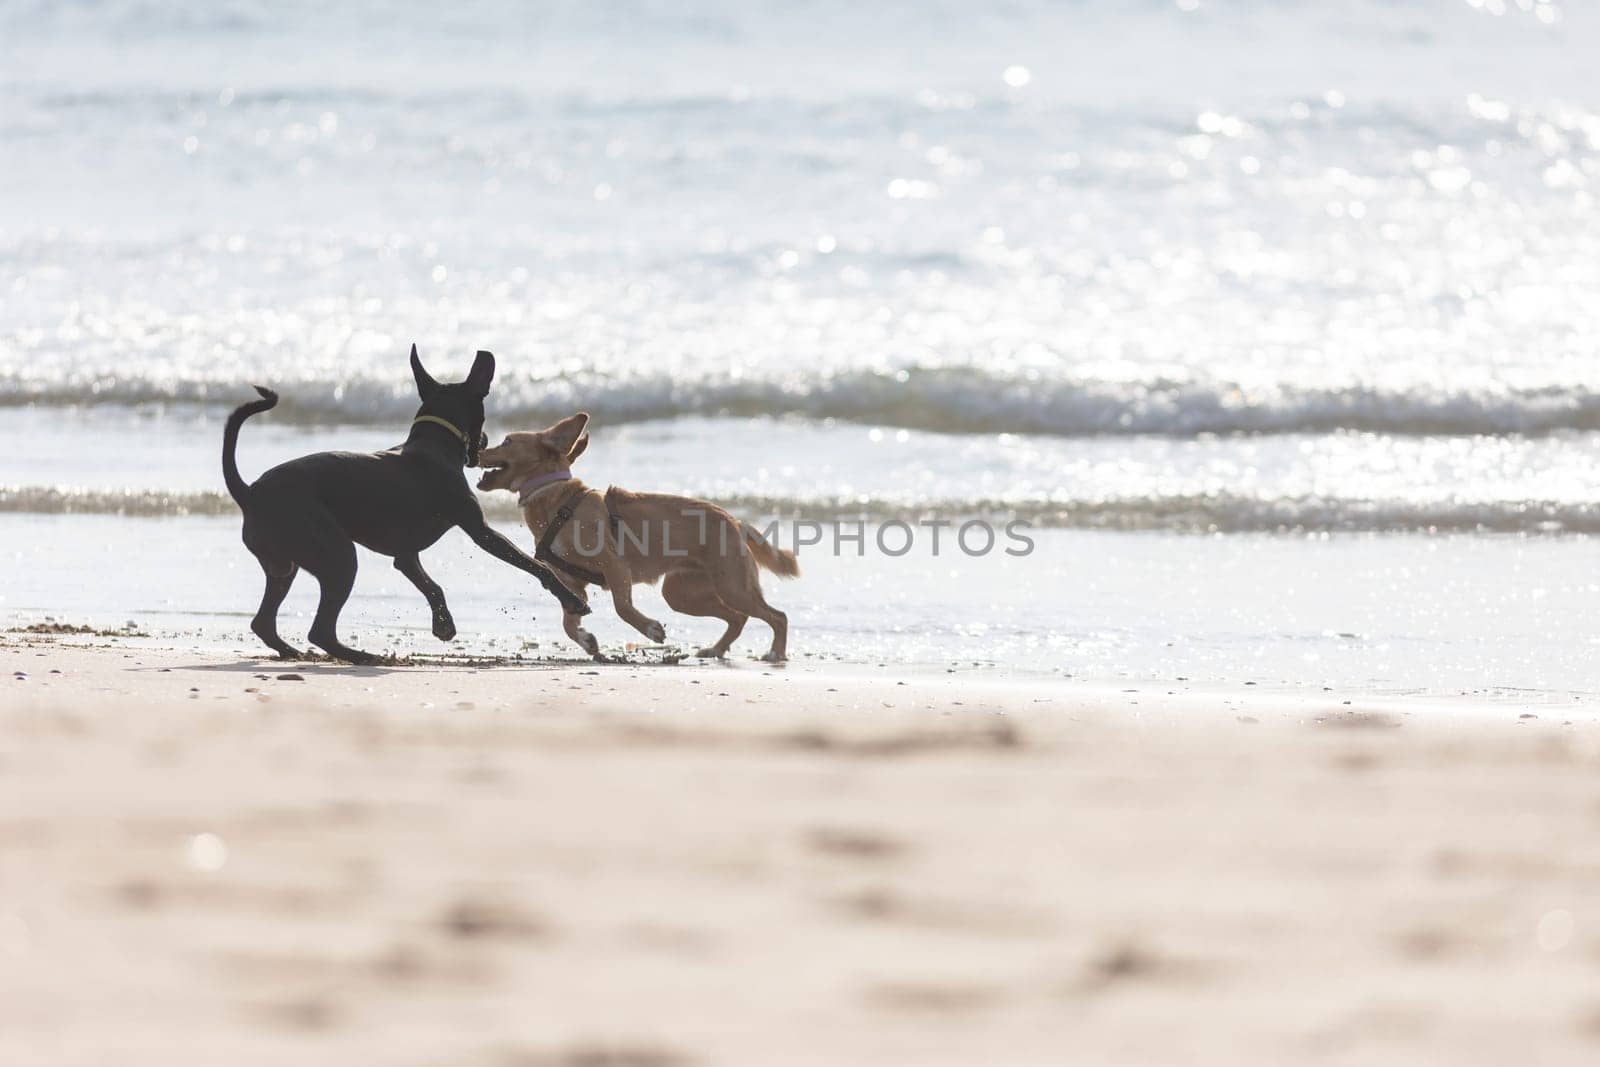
741,522,800,578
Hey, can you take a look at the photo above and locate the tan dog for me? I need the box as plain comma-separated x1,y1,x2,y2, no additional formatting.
476,413,798,661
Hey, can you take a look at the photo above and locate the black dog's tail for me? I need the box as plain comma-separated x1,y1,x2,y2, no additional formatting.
223,386,279,508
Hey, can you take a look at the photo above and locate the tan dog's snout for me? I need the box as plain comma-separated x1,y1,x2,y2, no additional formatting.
474,440,504,469
474,441,510,491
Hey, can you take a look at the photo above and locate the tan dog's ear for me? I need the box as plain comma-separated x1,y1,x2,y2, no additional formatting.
542,411,590,456
567,433,589,464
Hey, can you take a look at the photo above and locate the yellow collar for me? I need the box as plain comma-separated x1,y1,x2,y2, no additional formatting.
411,414,468,446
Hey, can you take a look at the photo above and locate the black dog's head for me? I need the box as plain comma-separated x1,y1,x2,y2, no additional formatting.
410,344,494,467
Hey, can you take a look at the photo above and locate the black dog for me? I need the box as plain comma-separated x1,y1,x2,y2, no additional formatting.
222,345,588,663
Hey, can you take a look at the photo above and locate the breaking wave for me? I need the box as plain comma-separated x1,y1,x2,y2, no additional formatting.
7,484,1597,535
9,370,1600,438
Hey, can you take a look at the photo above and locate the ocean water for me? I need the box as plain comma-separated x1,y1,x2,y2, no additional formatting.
3,0,1600,696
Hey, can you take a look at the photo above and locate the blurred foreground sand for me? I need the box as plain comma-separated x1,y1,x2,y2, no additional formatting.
4,635,1600,1066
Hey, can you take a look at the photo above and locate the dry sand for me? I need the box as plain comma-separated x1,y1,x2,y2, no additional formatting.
3,632,1599,1066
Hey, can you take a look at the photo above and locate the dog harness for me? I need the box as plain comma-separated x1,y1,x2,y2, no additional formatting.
534,483,612,591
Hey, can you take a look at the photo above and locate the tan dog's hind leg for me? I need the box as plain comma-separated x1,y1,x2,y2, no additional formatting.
710,561,788,662
662,570,747,658
602,563,667,644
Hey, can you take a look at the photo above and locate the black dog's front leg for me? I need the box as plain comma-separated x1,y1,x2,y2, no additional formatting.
394,553,456,641
461,514,592,617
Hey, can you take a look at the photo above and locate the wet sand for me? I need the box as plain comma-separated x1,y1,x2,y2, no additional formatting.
3,634,1600,1066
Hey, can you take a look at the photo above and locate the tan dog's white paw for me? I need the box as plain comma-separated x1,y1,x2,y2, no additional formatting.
576,630,600,657
644,621,666,643
760,649,787,663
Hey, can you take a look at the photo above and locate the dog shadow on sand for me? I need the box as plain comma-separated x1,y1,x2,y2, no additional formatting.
156,647,737,679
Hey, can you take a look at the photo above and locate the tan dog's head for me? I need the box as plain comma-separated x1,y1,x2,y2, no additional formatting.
476,412,590,492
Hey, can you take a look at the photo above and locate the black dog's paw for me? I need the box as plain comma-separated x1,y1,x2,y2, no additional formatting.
315,644,381,666
433,615,457,642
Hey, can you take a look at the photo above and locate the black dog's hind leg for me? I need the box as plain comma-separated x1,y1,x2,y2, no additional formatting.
394,553,456,641
302,538,379,665
250,560,302,658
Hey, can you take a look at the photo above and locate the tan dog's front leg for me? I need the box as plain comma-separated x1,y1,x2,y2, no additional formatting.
604,566,666,643
558,583,601,658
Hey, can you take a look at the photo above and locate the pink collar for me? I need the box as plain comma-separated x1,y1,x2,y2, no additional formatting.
513,469,571,506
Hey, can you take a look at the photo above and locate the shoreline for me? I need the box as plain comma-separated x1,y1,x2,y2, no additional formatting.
5,626,1592,719
8,517,1600,703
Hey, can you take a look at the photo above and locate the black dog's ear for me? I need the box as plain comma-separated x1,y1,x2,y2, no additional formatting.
466,350,495,397
567,433,590,464
410,344,439,399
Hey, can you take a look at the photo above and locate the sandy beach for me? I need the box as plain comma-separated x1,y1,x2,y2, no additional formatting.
4,631,1599,1066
